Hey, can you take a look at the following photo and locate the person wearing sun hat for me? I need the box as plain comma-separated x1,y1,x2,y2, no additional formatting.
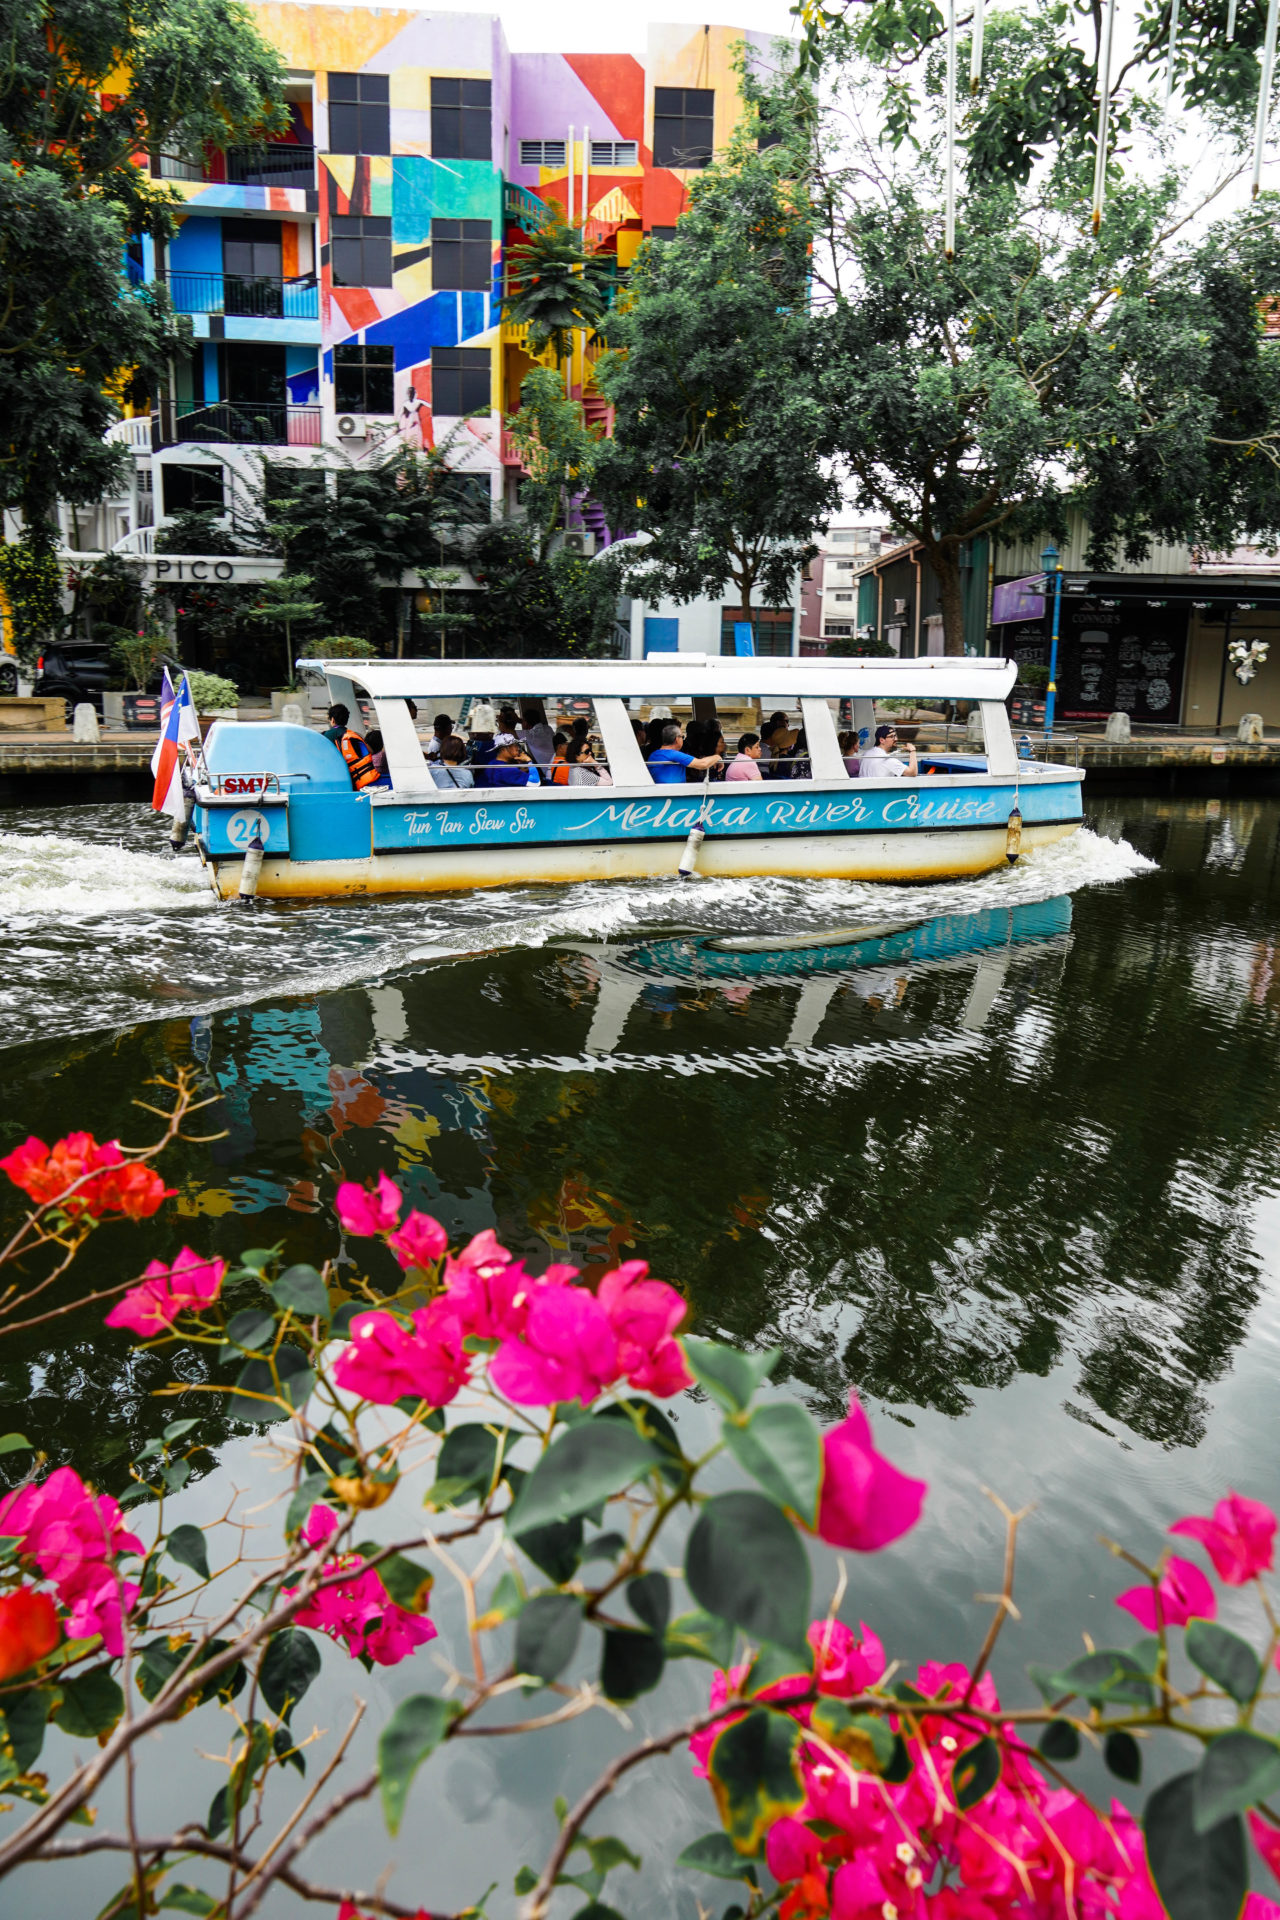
481,731,540,787
466,702,498,770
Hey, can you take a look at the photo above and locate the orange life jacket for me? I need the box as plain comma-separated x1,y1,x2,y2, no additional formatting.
339,729,379,790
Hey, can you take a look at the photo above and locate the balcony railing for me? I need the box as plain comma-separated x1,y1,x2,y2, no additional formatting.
153,400,322,449
163,270,319,321
151,145,316,190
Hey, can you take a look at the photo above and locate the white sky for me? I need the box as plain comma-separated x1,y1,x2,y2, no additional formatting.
331,0,798,55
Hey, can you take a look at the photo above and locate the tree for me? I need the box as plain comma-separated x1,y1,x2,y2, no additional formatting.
591,119,836,629
0,0,286,527
468,521,621,657
244,574,322,687
506,366,605,560
500,208,614,369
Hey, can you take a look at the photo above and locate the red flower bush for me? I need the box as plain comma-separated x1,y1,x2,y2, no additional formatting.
1,1131,171,1219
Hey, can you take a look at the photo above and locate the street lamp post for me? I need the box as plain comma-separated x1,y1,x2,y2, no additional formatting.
1041,541,1063,737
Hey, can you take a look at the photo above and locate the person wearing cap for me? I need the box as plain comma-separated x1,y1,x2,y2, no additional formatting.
466,702,498,769
480,732,540,787
425,713,456,760
859,723,918,779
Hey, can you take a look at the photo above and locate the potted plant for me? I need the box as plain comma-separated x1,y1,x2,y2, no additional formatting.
110,616,168,729
184,670,239,735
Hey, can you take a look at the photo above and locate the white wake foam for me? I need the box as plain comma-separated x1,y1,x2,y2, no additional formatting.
0,829,210,925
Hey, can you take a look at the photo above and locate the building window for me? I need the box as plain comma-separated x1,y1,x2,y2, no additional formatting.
334,343,395,414
833,592,854,601
520,139,566,166
431,218,492,291
648,225,679,242
330,215,393,288
757,102,784,151
431,77,491,160
719,607,793,657
432,347,490,415
162,464,224,515
590,140,638,165
327,73,390,156
653,87,714,169
824,622,854,636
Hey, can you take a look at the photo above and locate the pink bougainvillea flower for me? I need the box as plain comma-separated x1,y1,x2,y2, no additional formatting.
815,1395,927,1552
0,1466,142,1657
1245,1899,1280,1920
0,1586,60,1681
490,1283,621,1406
808,1617,885,1696
386,1209,448,1273
335,1172,402,1237
1250,1812,1280,1886
441,1232,565,1342
597,1260,693,1396
288,1506,436,1668
767,1815,824,1886
332,1300,470,1408
626,1335,694,1398
1171,1491,1277,1586
1115,1555,1217,1631
105,1247,227,1336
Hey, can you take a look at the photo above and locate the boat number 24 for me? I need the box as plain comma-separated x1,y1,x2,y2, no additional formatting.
226,810,269,850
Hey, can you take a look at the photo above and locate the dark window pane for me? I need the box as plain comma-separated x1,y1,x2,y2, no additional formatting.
358,102,390,153
461,109,490,159
364,216,391,237
364,237,392,285
462,218,488,239
364,357,394,412
461,79,490,106
433,347,489,415
432,105,462,155
649,225,678,241
334,355,365,412
329,71,358,101
433,237,462,286
331,238,359,286
432,77,462,105
360,73,389,102
163,463,224,514
328,102,359,153
653,87,684,114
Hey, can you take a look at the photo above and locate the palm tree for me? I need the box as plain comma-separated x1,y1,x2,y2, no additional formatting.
501,210,614,371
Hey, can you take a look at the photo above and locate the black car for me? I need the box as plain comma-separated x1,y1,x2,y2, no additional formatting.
33,637,114,712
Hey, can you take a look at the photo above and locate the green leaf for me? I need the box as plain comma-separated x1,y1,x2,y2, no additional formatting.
238,1247,281,1273
1038,1721,1080,1762
745,1641,812,1697
370,1548,433,1615
163,1419,200,1443
379,1695,461,1834
2,1686,53,1770
721,1403,821,1526
569,1906,627,1920
0,1432,32,1456
595,1399,686,1485
1185,1621,1262,1706
286,1475,333,1538
1193,1731,1280,1832
685,1491,811,1655
259,1629,321,1726
514,1866,538,1895
707,1707,804,1855
665,1610,735,1667
627,1572,670,1637
226,1347,315,1423
684,1337,780,1414
810,1699,895,1770
514,1517,583,1584
330,1300,363,1338
221,1309,275,1356
166,1524,210,1581
162,1459,192,1495
273,1723,306,1776
1045,1649,1153,1707
507,1423,660,1537
577,1834,641,1876
206,1784,230,1840
272,1264,330,1320
953,1737,1001,1809
136,1638,245,1708
601,1628,665,1703
1106,1730,1142,1784
515,1593,582,1686
1146,1771,1246,1920
581,1531,628,1564
430,1423,501,1506
160,1887,219,1915
883,1733,912,1783
53,1667,125,1739
677,1831,760,1886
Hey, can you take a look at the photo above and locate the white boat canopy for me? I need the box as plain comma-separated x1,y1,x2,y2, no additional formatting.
296,654,1017,704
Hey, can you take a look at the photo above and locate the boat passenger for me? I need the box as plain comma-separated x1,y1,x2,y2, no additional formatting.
498,703,522,736
860,723,918,779
520,702,556,765
431,736,474,789
647,724,723,786
323,703,379,789
838,730,861,776
426,713,455,760
563,736,613,787
759,712,790,779
725,732,763,781
643,706,673,758
467,703,498,768
482,732,540,787
364,729,392,789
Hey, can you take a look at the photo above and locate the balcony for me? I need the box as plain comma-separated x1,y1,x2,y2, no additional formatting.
152,145,316,190
163,271,319,322
153,400,322,449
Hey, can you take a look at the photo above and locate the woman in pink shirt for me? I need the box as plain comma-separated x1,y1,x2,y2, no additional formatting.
726,732,763,781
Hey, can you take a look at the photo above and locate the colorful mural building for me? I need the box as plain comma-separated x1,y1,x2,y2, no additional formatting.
105,9,777,546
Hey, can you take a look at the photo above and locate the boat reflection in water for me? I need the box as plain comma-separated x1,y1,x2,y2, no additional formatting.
569,895,1074,1055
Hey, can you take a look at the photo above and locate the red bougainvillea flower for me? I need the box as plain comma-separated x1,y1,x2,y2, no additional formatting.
335,1173,401,1237
0,1466,142,1656
104,1247,227,1336
0,1586,60,1680
1171,1491,1277,1586
386,1209,448,1273
1115,1554,1216,1631
1250,1812,1280,1886
0,1132,172,1220
287,1504,437,1667
815,1395,927,1551
332,1300,470,1408
87,1161,171,1220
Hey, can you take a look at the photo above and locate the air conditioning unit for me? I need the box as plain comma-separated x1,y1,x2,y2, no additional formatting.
561,530,596,556
336,414,367,439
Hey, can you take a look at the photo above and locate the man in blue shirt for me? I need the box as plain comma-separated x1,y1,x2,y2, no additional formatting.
647,723,724,786
480,732,540,788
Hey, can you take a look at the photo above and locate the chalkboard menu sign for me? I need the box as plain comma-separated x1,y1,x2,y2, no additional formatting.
991,586,1188,723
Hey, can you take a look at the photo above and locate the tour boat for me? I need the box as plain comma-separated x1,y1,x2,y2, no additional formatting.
188,656,1084,901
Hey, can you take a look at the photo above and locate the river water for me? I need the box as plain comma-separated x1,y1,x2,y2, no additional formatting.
3,795,1280,1916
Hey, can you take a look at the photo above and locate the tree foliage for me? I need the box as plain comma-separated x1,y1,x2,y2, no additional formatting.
506,366,606,560
501,209,614,366
467,521,621,657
